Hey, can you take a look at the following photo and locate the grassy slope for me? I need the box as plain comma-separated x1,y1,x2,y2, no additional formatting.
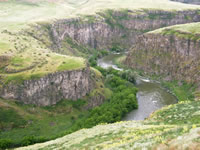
0,98,89,145
0,28,86,84
17,101,200,150
1,0,200,31
150,22,200,41
152,22,200,34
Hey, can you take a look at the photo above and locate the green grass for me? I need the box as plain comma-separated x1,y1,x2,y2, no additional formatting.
0,0,199,32
161,80,196,101
0,0,200,149
3,73,45,85
150,22,200,40
57,57,85,71
152,21,200,34
149,101,200,125
16,119,200,149
0,108,26,130
0,98,89,146
1,54,86,84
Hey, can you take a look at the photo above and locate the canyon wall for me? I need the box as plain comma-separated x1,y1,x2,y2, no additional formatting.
0,67,93,106
45,9,200,53
125,32,200,84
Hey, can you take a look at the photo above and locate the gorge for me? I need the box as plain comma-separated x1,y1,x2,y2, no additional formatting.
1,9,200,105
98,53,177,121
1,0,200,149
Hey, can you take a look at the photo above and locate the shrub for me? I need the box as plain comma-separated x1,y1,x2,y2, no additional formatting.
21,136,46,146
0,139,12,149
72,99,86,109
89,56,97,67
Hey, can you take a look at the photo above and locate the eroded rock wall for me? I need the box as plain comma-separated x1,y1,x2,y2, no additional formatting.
0,67,93,106
125,33,200,84
47,10,200,52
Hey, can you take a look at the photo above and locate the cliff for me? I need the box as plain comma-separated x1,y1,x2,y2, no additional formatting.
0,67,93,106
125,25,200,85
29,9,200,55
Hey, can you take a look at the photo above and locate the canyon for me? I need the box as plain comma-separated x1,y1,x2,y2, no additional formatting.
2,9,200,105
1,0,200,149
2,8,200,106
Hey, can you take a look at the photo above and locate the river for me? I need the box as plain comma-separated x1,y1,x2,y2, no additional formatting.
97,53,177,121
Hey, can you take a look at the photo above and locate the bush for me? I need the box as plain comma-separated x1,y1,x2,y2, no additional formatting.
111,44,123,52
120,70,136,84
72,99,86,109
79,74,138,128
89,56,97,67
0,139,12,149
21,136,46,146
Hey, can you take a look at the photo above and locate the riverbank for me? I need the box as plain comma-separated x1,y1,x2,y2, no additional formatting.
113,52,197,102
98,53,178,121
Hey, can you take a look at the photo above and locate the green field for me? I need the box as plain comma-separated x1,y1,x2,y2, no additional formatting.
150,22,200,41
0,98,89,147
0,0,200,31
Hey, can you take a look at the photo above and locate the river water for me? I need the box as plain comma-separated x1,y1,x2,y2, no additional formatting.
97,53,177,121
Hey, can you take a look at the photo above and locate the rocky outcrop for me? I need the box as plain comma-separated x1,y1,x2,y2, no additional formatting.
0,67,93,106
171,0,200,5
45,9,200,53
125,32,200,84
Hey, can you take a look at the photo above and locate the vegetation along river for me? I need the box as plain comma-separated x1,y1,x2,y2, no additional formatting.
97,53,177,120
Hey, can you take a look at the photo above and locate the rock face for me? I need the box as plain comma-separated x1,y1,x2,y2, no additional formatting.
171,0,200,5
46,9,200,53
0,67,93,106
125,32,200,84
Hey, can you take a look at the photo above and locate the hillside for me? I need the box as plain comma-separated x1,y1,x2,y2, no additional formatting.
17,100,200,149
1,0,200,149
1,0,200,30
